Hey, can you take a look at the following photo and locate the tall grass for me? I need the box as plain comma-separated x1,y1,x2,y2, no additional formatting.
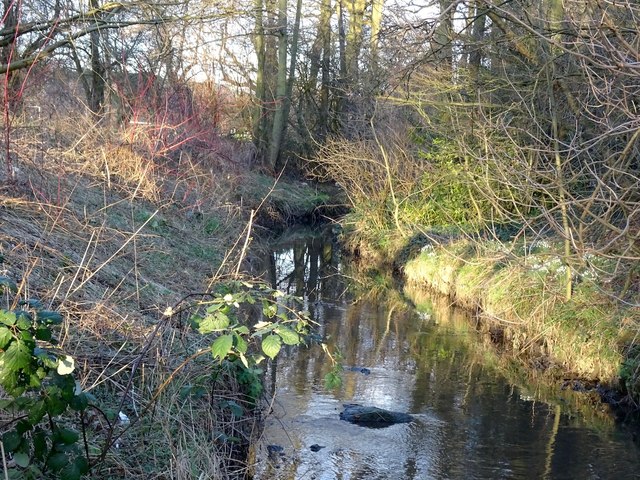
0,107,277,478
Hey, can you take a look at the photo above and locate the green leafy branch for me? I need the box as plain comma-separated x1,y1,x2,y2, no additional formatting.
189,280,311,369
0,276,91,480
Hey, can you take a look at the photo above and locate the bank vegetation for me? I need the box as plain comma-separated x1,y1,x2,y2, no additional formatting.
1,0,639,476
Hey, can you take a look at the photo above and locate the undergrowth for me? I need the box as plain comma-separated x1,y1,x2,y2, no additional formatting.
0,110,323,478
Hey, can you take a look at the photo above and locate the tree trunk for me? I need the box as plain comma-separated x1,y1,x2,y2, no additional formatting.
88,0,105,116
274,0,303,169
370,0,384,72
345,0,366,83
318,0,332,140
267,0,289,169
434,0,455,67
307,0,332,141
468,1,487,81
252,0,268,156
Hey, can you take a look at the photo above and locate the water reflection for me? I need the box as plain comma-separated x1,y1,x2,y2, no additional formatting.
253,230,640,480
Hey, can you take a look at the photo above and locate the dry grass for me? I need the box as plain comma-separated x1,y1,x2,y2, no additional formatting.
0,111,274,478
402,238,640,390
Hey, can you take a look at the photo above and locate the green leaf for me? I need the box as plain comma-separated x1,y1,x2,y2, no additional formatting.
234,325,250,335
205,303,223,313
198,312,230,334
2,341,31,371
324,371,343,390
13,451,30,468
0,326,13,349
35,328,52,342
0,310,17,326
262,303,278,318
275,326,299,346
19,330,35,345
261,335,282,360
211,335,233,361
252,322,277,337
44,387,68,416
0,276,18,294
19,299,43,309
15,312,33,330
28,373,42,388
238,352,249,369
60,457,89,480
234,333,248,354
37,311,63,325
34,348,58,368
47,452,69,471
221,400,244,418
69,393,89,411
28,400,47,424
56,428,79,445
1,431,21,452
16,420,32,434
32,429,47,460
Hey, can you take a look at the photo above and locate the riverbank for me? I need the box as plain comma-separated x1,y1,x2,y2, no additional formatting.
341,227,640,409
0,120,332,478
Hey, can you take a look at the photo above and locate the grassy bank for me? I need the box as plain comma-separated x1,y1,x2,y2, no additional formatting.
341,226,640,407
0,114,330,478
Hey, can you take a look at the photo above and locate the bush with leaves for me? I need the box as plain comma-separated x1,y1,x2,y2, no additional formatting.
0,276,90,480
187,280,310,377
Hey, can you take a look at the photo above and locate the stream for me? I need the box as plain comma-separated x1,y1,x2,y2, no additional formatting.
252,229,640,479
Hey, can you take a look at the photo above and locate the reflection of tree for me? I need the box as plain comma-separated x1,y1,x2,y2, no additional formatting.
266,234,340,307
260,238,635,478
293,242,305,296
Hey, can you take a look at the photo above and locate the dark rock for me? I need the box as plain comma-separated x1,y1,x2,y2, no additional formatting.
309,444,325,452
266,444,285,460
339,404,413,427
348,366,371,375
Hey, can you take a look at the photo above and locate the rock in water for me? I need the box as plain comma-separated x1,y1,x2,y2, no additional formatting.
339,404,413,427
348,366,371,375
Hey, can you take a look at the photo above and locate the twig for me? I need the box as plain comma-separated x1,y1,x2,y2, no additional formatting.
235,210,254,277
1,440,9,480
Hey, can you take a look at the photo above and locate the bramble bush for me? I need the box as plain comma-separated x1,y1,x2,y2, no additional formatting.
0,275,90,480
0,273,313,479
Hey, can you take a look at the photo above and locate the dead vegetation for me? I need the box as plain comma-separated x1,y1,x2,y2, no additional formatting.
0,109,321,478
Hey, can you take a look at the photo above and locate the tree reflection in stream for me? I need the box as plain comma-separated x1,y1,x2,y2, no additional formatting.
252,229,640,480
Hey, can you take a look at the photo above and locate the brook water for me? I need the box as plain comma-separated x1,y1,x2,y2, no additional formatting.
253,230,640,479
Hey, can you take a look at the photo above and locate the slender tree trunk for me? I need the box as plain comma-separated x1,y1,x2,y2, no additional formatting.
318,0,332,139
337,0,348,82
252,0,268,156
469,1,487,81
370,0,384,72
434,0,454,67
267,0,289,169
2,0,19,181
345,0,366,83
307,0,332,140
547,0,572,300
274,0,302,170
88,0,105,115
335,0,348,132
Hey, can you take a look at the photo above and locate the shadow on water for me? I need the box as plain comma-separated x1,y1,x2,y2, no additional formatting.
251,228,640,480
